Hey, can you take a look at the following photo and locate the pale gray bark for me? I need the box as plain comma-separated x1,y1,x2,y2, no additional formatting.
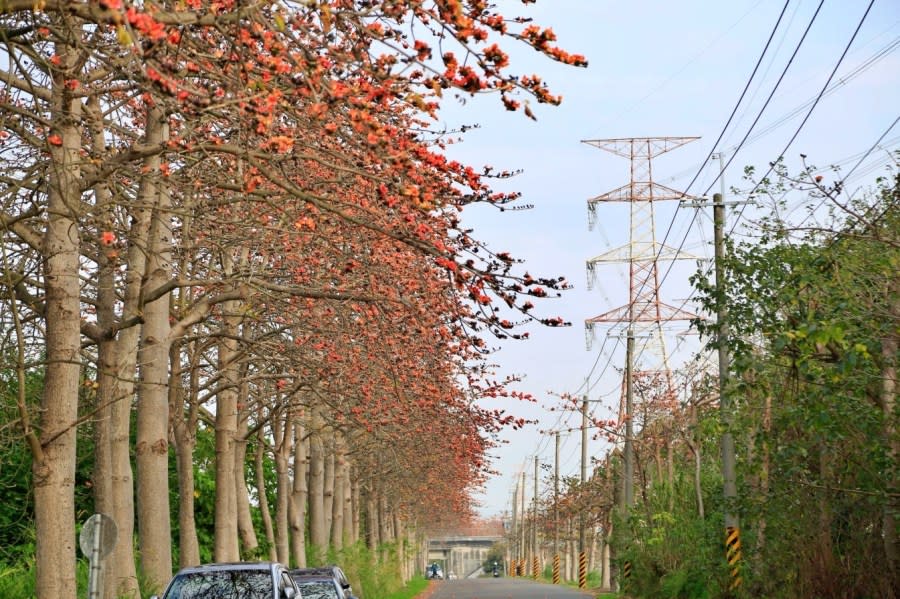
235,395,259,556
134,108,173,590
324,446,335,541
213,264,243,560
365,487,378,550
308,409,327,563
255,422,277,561
34,52,83,598
87,92,135,599
351,475,360,544
274,407,293,565
100,118,154,596
170,341,200,567
330,436,345,550
289,420,308,567
342,461,353,545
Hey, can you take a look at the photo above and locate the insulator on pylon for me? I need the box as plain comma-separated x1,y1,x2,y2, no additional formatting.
587,202,597,231
584,323,595,351
586,262,596,291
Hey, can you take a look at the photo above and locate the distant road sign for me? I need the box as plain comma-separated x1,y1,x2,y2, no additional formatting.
79,513,117,559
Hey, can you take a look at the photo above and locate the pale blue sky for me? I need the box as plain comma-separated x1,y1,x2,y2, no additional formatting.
431,0,899,517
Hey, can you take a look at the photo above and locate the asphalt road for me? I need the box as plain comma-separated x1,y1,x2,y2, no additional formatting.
426,577,596,599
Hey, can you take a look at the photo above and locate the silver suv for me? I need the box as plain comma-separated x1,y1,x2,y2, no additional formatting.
289,566,353,599
151,562,300,599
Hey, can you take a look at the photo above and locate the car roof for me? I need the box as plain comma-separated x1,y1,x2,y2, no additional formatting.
175,562,285,573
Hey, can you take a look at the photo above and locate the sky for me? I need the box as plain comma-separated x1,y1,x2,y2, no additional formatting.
428,0,900,518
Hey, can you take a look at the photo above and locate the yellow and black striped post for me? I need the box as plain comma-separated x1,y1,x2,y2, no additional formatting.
532,556,539,579
726,526,743,590
517,559,524,577
578,551,587,589
552,554,560,584
623,561,632,588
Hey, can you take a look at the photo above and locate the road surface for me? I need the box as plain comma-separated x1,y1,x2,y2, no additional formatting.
426,577,596,598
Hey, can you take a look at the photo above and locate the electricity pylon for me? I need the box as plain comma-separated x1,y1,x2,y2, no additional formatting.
583,137,700,393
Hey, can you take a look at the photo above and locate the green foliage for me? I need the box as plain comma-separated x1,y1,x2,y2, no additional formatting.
0,364,40,564
608,170,899,598
0,558,90,599
480,541,505,572
382,575,428,599
330,540,409,599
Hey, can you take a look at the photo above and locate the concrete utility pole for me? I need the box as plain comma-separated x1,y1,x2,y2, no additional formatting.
711,151,741,591
715,189,741,589
511,481,519,570
554,433,560,557
520,470,527,573
533,456,539,577
580,396,588,554
714,195,737,526
624,329,634,507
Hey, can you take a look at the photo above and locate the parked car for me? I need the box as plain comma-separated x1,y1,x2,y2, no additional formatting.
290,565,354,599
290,574,346,599
151,562,299,599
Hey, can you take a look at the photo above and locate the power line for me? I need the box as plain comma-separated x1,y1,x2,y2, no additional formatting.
658,31,900,186
682,0,794,200
703,0,826,197
652,0,864,331
730,0,878,235
623,0,797,328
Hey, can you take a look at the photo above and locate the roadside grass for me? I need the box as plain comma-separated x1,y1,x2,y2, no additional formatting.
383,575,430,599
0,559,90,599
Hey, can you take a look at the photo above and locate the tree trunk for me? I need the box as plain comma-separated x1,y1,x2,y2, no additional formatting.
235,396,259,557
170,341,200,567
331,435,345,551
687,403,704,520
379,494,392,545
308,409,327,562
88,93,120,599
289,420,308,568
33,48,83,598
343,461,353,545
255,421,277,561
755,395,771,553
274,407,293,565
324,446,335,542
213,283,242,561
135,108,173,589
100,117,154,596
351,475,360,544
365,487,379,550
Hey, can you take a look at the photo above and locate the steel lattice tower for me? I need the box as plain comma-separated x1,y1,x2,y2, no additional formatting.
583,137,699,400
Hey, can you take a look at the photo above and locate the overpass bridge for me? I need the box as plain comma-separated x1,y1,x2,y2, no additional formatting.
426,535,502,579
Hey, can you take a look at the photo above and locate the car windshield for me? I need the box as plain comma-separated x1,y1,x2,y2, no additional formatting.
295,580,340,599
164,570,272,599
